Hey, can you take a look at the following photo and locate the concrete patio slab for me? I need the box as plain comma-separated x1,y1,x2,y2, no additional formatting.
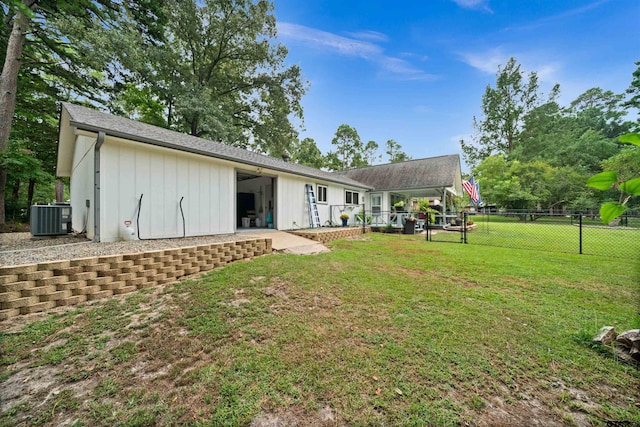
239,230,330,255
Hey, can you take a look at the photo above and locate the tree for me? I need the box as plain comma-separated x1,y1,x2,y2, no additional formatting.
325,124,366,171
569,87,631,139
292,137,324,169
587,133,640,223
363,140,380,165
474,155,568,212
512,88,628,174
107,0,306,157
385,139,411,163
461,57,559,167
624,61,639,119
0,0,123,226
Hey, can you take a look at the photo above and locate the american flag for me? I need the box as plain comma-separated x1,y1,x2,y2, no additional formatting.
463,176,481,205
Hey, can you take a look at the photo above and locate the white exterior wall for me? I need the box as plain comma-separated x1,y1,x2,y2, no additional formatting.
275,177,367,229
99,138,234,242
70,135,96,239
276,174,309,229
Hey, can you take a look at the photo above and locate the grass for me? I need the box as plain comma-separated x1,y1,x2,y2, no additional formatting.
1,233,638,426
431,217,639,257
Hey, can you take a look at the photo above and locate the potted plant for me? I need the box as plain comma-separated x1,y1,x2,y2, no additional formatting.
403,216,417,234
340,213,350,227
417,200,439,225
356,210,371,225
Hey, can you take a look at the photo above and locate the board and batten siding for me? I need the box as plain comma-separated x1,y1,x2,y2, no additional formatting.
276,177,367,229
70,135,97,239
276,174,309,229
99,137,234,242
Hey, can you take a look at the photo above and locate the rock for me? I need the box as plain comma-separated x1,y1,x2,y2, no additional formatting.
615,329,639,349
593,326,617,345
627,334,640,361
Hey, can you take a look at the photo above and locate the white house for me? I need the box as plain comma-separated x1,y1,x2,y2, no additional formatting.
56,103,372,242
337,155,464,224
56,103,462,242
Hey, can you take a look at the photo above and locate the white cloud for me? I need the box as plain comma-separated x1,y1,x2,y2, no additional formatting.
346,30,389,43
504,0,612,32
451,0,493,13
458,48,560,85
380,57,437,81
277,22,381,59
458,48,509,74
277,22,436,81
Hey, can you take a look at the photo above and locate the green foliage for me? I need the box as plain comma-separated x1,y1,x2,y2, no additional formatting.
363,140,380,165
462,57,558,167
291,137,324,168
586,171,618,191
620,132,640,146
105,0,306,156
468,58,637,212
356,210,371,224
0,0,130,224
385,139,411,163
416,201,438,222
623,61,640,115
587,132,640,223
475,156,546,210
325,124,367,170
598,202,627,224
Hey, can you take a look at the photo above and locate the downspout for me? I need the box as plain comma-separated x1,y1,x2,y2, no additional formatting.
93,131,105,242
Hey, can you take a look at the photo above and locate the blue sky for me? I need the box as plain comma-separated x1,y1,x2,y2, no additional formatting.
273,0,639,172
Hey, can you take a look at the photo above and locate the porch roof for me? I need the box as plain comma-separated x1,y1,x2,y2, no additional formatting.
333,155,462,194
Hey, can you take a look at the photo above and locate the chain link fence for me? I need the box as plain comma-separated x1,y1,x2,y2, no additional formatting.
426,210,640,258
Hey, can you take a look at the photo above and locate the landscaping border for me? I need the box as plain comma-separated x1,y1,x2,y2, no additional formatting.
289,226,370,244
0,238,271,321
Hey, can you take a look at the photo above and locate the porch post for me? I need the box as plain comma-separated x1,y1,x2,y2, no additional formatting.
442,188,446,224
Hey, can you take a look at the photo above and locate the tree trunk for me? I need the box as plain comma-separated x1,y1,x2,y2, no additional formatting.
11,179,20,220
55,181,64,202
11,179,20,201
0,4,35,226
27,178,35,220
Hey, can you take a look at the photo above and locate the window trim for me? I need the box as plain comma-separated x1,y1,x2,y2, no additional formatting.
345,190,359,205
316,184,327,204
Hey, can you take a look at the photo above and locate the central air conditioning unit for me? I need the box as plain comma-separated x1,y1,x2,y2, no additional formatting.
30,204,72,237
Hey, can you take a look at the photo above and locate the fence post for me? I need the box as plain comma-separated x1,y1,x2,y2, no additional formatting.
463,211,468,244
579,214,583,255
425,214,430,241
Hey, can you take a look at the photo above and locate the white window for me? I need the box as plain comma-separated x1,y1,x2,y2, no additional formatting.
371,193,382,214
345,190,359,205
317,185,327,203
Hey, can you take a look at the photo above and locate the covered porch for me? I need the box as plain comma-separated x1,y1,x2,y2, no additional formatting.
335,155,464,231
365,186,460,231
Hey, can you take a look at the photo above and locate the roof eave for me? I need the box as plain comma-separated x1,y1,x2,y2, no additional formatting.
67,119,373,190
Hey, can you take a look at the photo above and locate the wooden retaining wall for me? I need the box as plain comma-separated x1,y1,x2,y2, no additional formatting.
0,238,271,321
289,226,370,245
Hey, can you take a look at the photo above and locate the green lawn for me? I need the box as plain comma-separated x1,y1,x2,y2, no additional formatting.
431,219,639,258
1,233,638,426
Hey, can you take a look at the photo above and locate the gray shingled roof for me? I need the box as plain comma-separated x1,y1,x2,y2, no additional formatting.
334,155,460,191
60,103,372,189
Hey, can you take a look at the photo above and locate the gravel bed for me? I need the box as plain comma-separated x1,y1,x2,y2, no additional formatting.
0,232,247,267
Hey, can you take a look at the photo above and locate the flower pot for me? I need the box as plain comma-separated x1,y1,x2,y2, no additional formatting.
341,219,348,227
403,220,416,234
